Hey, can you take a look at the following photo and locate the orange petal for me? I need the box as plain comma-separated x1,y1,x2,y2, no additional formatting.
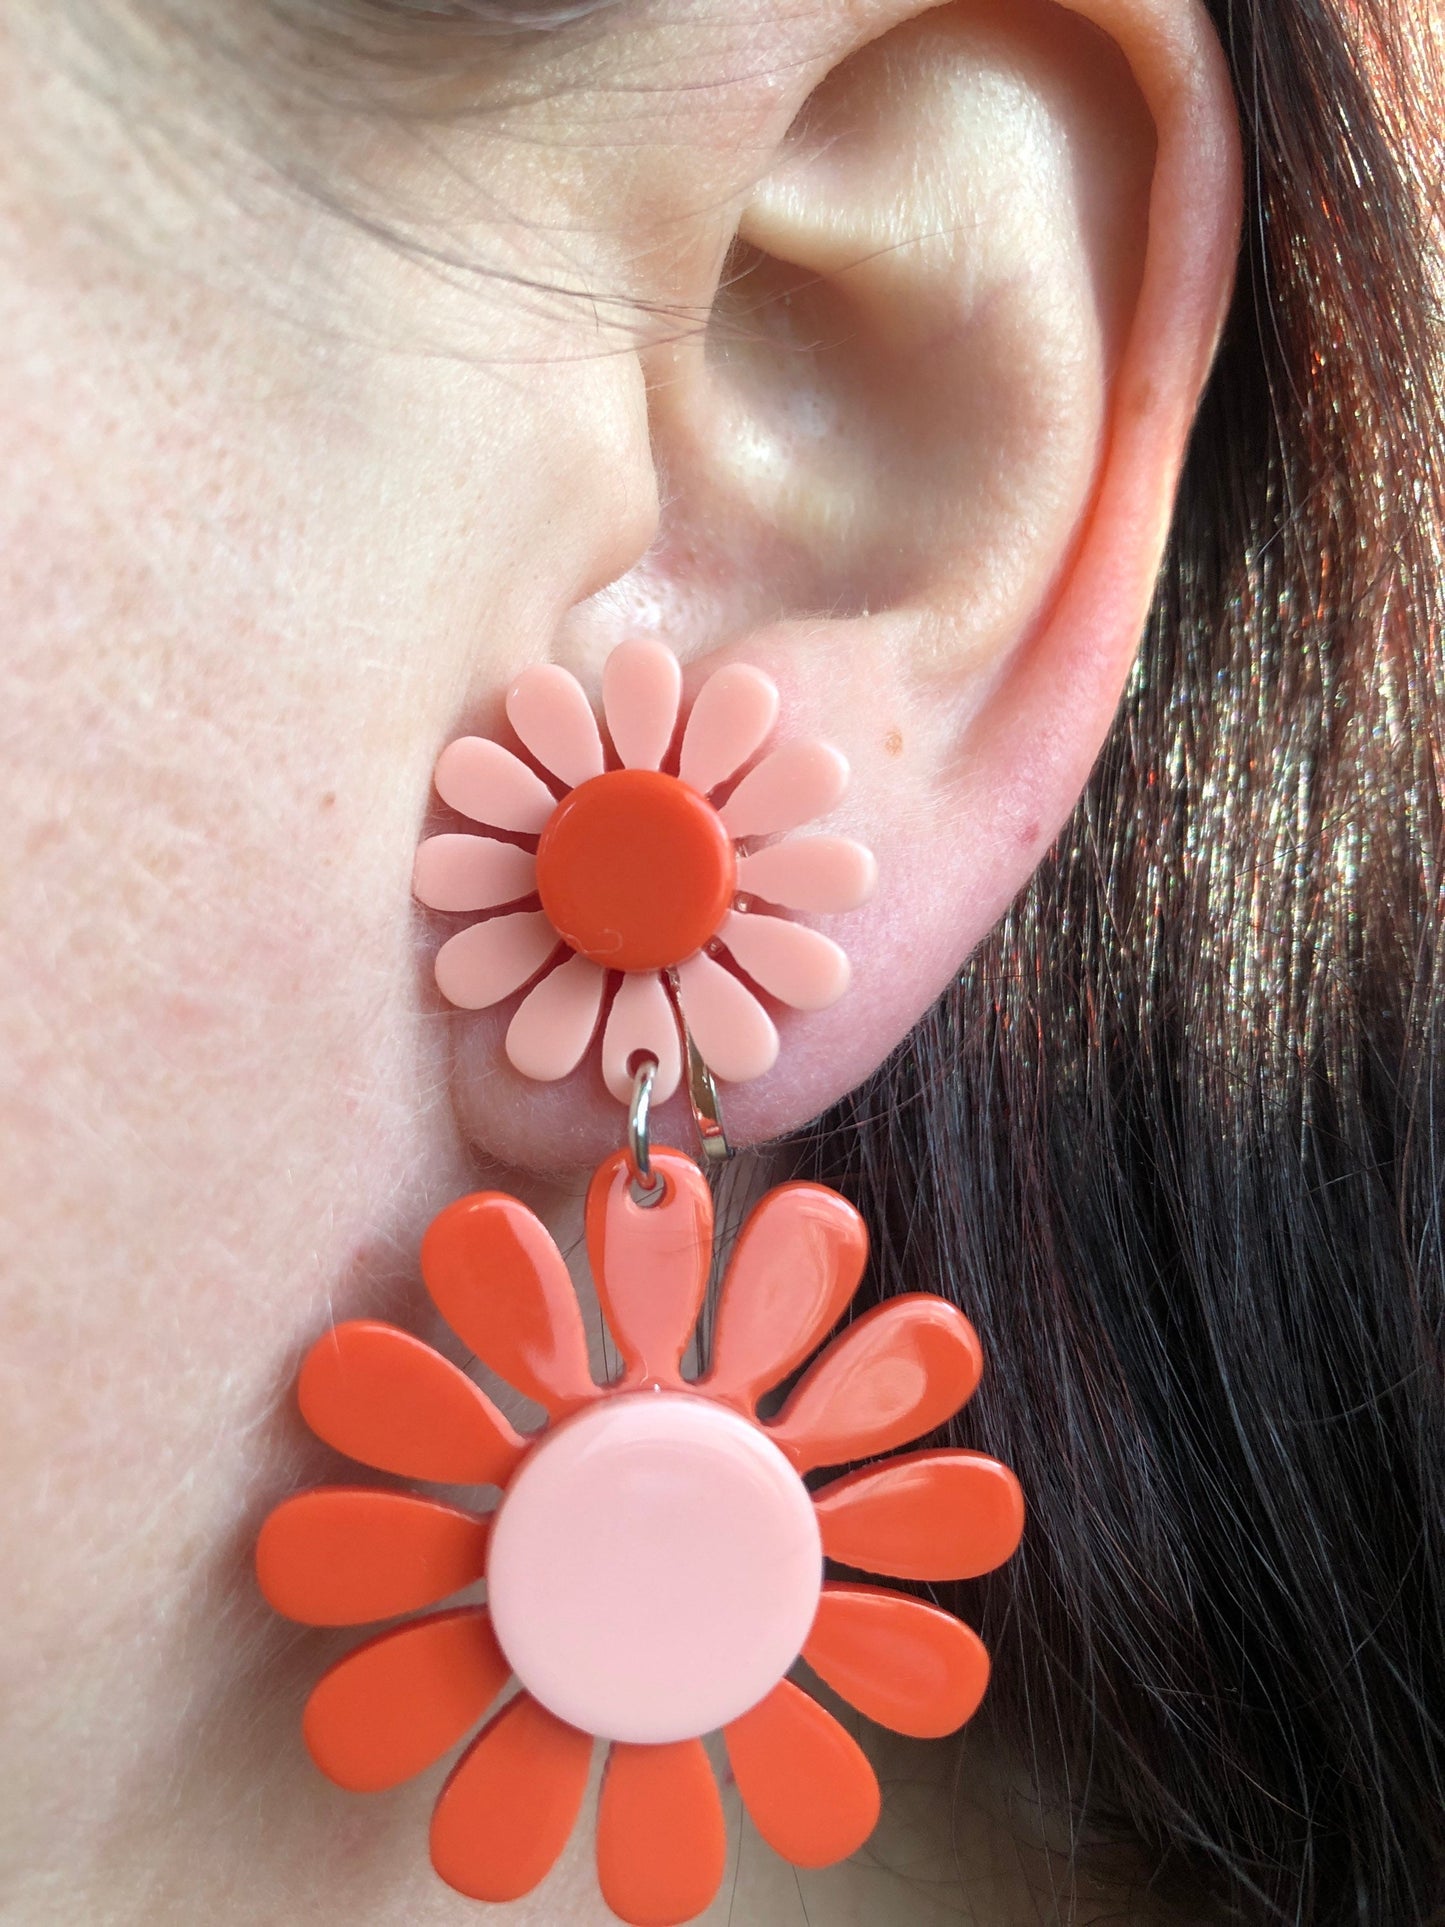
421,1191,594,1417
586,1149,713,1388
724,1681,880,1868
596,1739,727,1926
702,1184,868,1408
298,1321,526,1485
430,1693,593,1902
767,1296,984,1473
256,1488,490,1626
303,1607,510,1791
802,1583,991,1738
813,1449,1024,1581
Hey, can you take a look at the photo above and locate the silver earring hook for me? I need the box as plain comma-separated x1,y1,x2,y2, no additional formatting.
667,968,733,1171
683,1027,732,1170
627,987,734,1198
626,1058,664,1206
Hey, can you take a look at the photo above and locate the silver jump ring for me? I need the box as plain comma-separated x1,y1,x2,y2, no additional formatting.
627,1057,663,1204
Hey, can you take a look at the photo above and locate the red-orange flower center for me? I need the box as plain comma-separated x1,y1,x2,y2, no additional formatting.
535,770,737,973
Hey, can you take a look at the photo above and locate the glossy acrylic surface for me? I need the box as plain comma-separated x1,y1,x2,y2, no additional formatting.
802,1582,991,1739
298,1319,525,1485
813,1447,1026,1581
256,1158,1025,1923
597,1738,728,1925
303,1607,510,1792
421,1190,595,1418
723,1680,881,1869
256,1487,491,1627
585,1149,712,1388
429,1692,594,1903
536,770,737,973
486,1393,823,1743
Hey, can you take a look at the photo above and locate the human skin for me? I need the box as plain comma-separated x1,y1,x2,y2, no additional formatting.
0,0,1238,1919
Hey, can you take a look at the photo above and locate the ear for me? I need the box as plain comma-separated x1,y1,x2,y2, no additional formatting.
454,0,1241,1171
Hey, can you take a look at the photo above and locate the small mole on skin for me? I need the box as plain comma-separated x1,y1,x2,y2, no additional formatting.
1021,820,1041,847
883,728,903,757
24,819,63,858
320,791,337,810
1126,378,1158,420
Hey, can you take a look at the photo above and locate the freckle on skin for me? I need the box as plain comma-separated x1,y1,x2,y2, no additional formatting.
884,728,903,757
1126,378,1158,420
24,820,64,858
320,792,336,809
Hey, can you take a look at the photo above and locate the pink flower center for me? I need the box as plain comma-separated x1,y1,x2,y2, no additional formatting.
534,770,737,973
486,1394,823,1744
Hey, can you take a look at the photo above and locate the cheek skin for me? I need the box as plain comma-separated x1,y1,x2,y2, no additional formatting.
0,203,647,1918
0,487,463,1911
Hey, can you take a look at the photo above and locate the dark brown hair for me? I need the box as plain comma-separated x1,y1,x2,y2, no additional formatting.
799,2,1445,1920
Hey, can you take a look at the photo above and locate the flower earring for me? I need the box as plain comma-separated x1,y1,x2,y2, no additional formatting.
411,638,876,1102
256,641,1024,1927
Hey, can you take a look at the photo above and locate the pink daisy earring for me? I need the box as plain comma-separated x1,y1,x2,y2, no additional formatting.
256,640,1024,1927
411,638,877,1103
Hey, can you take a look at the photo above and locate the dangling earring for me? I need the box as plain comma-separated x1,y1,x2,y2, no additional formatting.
255,640,1025,1927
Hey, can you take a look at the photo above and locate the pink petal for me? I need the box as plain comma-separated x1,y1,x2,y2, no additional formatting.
719,741,849,840
601,971,683,1104
434,912,558,1011
678,662,780,795
413,834,538,914
505,954,606,1082
602,640,682,771
673,951,779,1084
435,737,558,835
737,836,877,913
505,664,605,789
719,910,850,1010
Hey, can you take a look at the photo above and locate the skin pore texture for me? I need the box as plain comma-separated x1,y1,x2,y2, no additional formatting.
0,0,1239,1921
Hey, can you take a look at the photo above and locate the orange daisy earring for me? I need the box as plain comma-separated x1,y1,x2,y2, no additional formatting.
256,642,1024,1927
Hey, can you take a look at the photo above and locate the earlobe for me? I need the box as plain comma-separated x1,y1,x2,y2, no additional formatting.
447,0,1241,1173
